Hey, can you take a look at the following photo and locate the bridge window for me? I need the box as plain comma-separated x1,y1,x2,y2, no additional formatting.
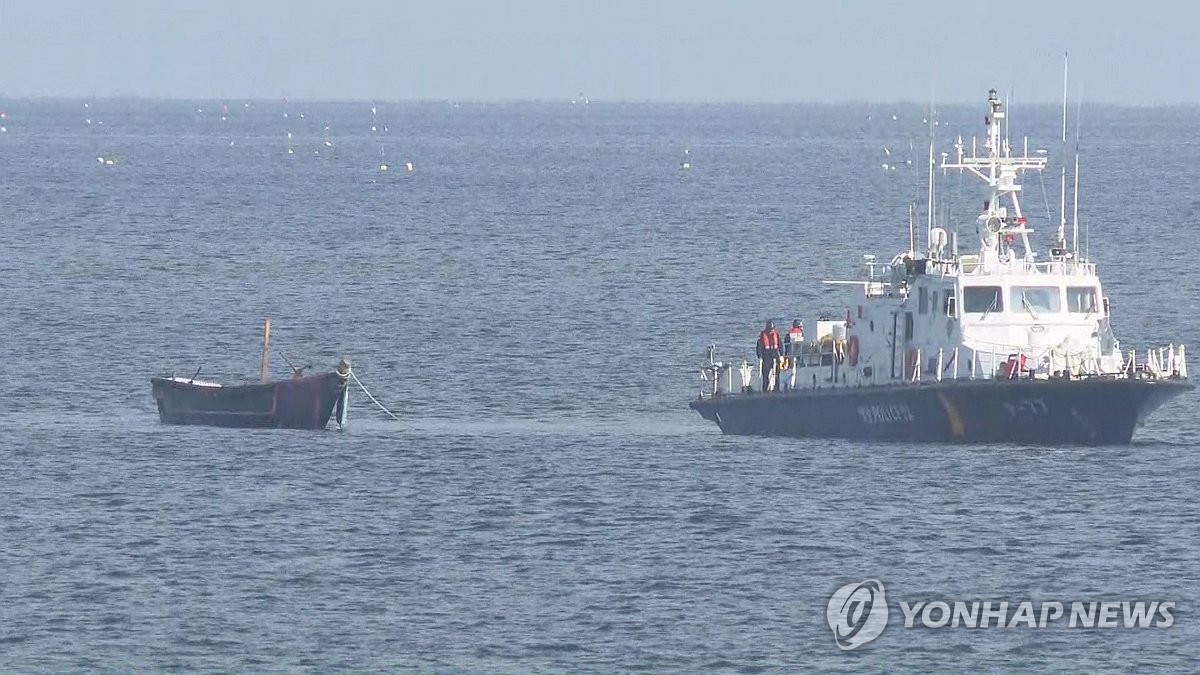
962,286,1003,313
1010,286,1061,314
918,287,928,314
1067,286,1100,313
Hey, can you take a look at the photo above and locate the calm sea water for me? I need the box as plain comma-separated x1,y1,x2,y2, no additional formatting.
0,99,1198,670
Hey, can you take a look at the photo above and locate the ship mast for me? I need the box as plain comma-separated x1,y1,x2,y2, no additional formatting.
1057,52,1068,252
940,89,1047,266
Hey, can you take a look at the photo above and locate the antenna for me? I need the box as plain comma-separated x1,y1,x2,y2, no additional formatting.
1057,52,1068,249
909,202,916,254
926,94,936,254
1005,89,1012,155
1072,90,1083,256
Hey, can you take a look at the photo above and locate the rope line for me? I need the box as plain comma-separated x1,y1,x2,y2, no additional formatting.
349,371,400,421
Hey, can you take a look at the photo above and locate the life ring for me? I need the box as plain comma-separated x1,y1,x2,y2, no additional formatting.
904,348,919,378
847,335,860,367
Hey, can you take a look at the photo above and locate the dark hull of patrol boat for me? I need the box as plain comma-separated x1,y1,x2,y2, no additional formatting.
151,372,348,430
689,378,1192,445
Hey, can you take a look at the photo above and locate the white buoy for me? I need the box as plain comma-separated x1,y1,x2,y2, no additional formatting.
405,162,414,172
380,164,389,172
96,156,104,163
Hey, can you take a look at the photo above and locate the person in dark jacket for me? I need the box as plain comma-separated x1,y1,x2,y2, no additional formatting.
756,320,782,392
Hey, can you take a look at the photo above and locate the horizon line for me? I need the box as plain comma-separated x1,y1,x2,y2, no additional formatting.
1,93,1198,109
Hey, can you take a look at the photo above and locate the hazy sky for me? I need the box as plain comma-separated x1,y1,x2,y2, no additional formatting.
1,0,1196,104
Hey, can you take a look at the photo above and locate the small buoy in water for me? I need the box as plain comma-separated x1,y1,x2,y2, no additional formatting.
0,126,6,133
287,148,294,155
105,158,115,166
380,163,389,172
892,114,898,121
96,156,104,163
405,162,414,172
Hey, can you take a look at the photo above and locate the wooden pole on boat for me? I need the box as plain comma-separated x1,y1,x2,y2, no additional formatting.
260,317,272,383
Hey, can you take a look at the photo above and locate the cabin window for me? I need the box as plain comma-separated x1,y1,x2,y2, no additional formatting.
962,286,1003,313
931,292,939,314
904,312,914,340
945,295,956,317
1010,286,1062,314
1067,286,1100,313
869,320,875,332
918,287,928,315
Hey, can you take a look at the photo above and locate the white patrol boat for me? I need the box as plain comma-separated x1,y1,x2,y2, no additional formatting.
691,89,1191,444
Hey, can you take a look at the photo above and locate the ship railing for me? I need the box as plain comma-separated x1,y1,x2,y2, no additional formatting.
958,259,1097,277
697,346,757,398
701,341,1186,397
957,337,1105,379
1121,345,1188,380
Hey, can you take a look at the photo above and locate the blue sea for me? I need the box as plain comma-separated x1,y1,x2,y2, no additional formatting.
0,98,1198,670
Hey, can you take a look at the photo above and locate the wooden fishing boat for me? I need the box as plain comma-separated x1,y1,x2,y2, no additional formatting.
150,319,351,430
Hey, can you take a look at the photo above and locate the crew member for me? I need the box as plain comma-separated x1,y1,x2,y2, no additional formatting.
756,320,782,392
785,319,804,355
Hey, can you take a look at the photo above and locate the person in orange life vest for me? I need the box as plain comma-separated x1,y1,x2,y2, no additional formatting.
756,319,782,392
784,319,804,356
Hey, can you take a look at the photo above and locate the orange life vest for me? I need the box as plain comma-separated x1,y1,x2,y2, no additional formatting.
788,327,804,340
759,329,781,351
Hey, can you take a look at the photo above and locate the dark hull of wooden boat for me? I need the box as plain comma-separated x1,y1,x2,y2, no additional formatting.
151,372,348,430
